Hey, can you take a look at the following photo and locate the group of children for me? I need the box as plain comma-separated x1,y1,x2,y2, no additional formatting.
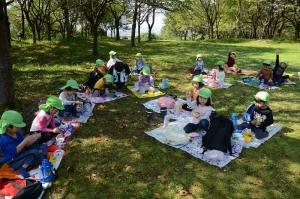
0,48,285,178
182,79,273,141
0,79,85,178
191,48,290,87
183,48,287,139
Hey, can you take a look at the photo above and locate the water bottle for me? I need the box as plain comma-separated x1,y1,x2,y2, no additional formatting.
259,79,264,89
163,115,170,129
231,113,238,130
40,159,55,182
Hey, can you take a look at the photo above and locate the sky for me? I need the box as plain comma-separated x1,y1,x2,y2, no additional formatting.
114,13,165,37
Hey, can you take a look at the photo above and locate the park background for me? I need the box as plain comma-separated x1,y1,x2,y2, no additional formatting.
1,0,300,198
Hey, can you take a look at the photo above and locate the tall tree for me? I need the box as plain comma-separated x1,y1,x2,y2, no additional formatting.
108,0,131,40
0,0,15,104
81,0,110,55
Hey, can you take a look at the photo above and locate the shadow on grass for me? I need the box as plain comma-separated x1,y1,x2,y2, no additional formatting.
5,37,300,198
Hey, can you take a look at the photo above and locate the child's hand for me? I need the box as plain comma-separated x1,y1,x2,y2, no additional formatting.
250,120,256,125
75,101,82,105
256,121,261,126
52,128,60,133
276,49,279,55
24,134,37,144
229,47,232,52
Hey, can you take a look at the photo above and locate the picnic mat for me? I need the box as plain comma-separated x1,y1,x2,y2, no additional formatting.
202,78,233,89
143,98,191,120
226,70,257,76
128,85,165,98
236,80,280,90
145,117,282,168
145,117,242,168
54,103,95,123
76,90,128,104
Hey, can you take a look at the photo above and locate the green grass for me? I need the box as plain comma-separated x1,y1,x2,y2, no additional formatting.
3,37,300,198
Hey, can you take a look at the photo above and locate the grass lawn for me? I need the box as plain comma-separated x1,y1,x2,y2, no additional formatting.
2,37,300,198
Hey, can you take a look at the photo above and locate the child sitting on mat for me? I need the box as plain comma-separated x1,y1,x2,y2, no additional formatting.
84,59,107,90
183,88,215,134
133,53,145,74
138,66,155,94
182,75,204,111
272,49,290,86
192,54,206,76
59,79,83,121
107,50,122,70
238,91,273,139
93,74,114,97
208,61,225,88
225,48,237,73
30,96,64,144
253,60,274,86
0,110,44,178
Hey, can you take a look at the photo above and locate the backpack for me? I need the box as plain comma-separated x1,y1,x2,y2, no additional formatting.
0,179,43,199
202,115,234,155
85,67,104,88
242,102,255,122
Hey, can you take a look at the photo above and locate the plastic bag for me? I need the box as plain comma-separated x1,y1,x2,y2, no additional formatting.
162,123,191,145
203,149,225,163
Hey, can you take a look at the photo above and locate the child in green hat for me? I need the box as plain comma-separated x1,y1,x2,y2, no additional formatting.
238,91,273,139
182,75,204,111
192,54,206,76
30,96,64,144
208,61,225,88
93,74,114,97
138,66,155,94
0,110,44,178
59,79,83,121
183,88,215,134
254,60,274,86
84,59,107,89
134,53,145,74
107,50,122,70
272,49,290,86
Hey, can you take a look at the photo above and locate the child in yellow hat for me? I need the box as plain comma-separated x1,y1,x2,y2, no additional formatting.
0,110,44,178
59,79,83,121
30,96,64,144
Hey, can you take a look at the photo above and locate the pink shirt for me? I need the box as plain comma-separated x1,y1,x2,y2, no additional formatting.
30,110,55,132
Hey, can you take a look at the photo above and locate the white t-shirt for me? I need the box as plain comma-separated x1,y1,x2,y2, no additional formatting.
216,70,225,84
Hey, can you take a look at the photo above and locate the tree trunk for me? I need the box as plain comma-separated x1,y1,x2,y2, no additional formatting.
21,7,25,38
92,24,98,55
131,0,138,47
63,0,71,39
0,0,15,105
115,18,120,40
236,0,241,38
295,23,300,38
4,2,11,47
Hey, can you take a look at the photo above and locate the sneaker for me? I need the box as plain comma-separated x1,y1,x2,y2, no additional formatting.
18,167,30,178
72,113,81,118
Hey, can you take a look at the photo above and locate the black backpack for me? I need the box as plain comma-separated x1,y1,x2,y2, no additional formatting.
85,67,104,88
202,115,234,155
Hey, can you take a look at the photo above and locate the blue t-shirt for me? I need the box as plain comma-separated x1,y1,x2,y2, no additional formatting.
0,132,24,162
135,59,145,70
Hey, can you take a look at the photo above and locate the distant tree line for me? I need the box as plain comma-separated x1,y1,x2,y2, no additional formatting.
161,0,300,40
